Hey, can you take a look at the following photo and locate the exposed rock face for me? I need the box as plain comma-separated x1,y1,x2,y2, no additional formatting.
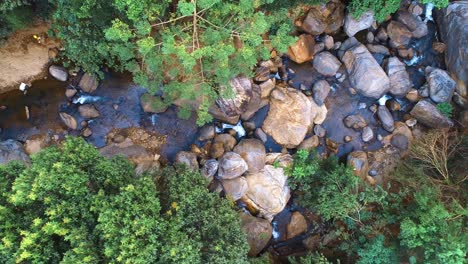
427,69,456,103
287,34,315,64
233,139,266,173
201,159,218,182
387,21,413,47
244,165,290,221
0,140,31,165
387,57,412,96
344,11,374,37
341,42,390,98
210,76,252,124
298,1,345,35
410,100,454,128
222,177,248,201
378,106,394,132
198,125,215,141
298,136,319,151
79,73,99,93
24,134,48,155
347,151,368,179
217,152,248,180
240,213,272,257
396,11,428,38
241,84,264,120
175,151,199,171
49,65,68,82
436,2,468,96
313,52,342,76
312,80,331,106
59,112,78,130
78,104,100,119
286,211,308,239
263,87,312,148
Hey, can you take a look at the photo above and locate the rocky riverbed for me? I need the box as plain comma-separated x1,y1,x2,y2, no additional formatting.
1,0,467,259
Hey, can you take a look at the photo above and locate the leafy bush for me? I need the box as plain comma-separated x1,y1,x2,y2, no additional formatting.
436,102,453,118
0,137,248,263
357,235,397,264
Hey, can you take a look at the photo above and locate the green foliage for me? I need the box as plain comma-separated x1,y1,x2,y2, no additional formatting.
290,151,386,223
421,0,449,8
288,252,332,264
348,0,401,22
357,235,397,264
436,102,453,118
49,0,305,125
0,137,249,263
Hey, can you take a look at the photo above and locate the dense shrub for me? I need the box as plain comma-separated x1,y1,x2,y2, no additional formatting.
0,137,248,263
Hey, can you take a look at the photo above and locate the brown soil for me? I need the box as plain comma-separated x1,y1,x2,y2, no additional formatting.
0,21,60,94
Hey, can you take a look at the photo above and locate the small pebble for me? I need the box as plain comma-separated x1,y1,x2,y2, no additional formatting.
344,135,352,142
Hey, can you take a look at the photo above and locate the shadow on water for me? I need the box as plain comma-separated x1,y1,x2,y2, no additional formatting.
0,72,198,162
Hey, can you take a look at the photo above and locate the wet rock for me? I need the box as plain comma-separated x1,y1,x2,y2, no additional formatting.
397,48,414,60
344,11,374,37
341,42,390,98
298,2,345,35
265,153,294,168
286,212,308,239
309,97,328,125
362,126,374,142
24,135,48,155
59,112,78,130
140,93,167,113
314,124,326,138
432,42,446,53
406,88,420,102
218,152,248,180
313,42,325,55
222,177,248,201
175,151,199,171
241,84,264,120
79,73,99,93
323,35,334,50
254,66,270,82
0,140,31,165
387,21,412,47
366,44,390,55
263,87,312,148
198,125,215,141
387,57,412,96
378,106,394,132
259,79,276,99
298,135,320,151
436,2,468,97
244,165,290,221
405,118,417,127
240,213,272,257
367,31,375,43
391,133,409,150
65,88,77,98
210,76,252,124
287,34,315,64
313,51,342,76
201,159,218,182
453,92,468,109
49,65,68,82
210,142,225,159
233,139,266,173
255,128,268,143
214,134,237,152
78,104,100,119
344,114,367,130
410,100,454,128
243,121,256,133
427,69,456,103
419,84,430,98
396,11,428,38
376,27,388,42
344,135,352,142
312,80,331,106
409,3,423,16
347,151,369,179
82,127,92,137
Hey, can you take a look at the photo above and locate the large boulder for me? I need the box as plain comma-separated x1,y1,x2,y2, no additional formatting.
263,87,312,148
396,11,428,38
387,21,413,47
286,211,308,239
344,11,374,37
240,213,272,257
241,84,265,120
436,2,468,97
297,1,345,35
427,69,456,103
201,159,218,182
312,80,331,106
222,177,248,201
410,100,454,128
386,57,412,96
217,152,248,179
49,65,68,82
233,139,266,173
312,51,342,76
59,112,78,130
341,42,390,98
287,34,315,64
79,73,99,93
244,165,290,221
209,76,252,124
0,140,31,165
24,134,48,155
175,151,199,171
